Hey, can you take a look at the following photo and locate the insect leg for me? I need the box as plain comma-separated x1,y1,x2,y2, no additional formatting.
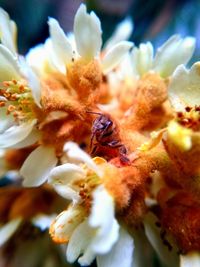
91,143,98,155
107,140,123,148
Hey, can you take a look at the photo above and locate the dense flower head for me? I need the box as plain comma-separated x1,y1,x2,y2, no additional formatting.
0,3,200,267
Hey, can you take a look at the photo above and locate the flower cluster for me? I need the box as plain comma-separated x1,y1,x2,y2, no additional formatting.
0,3,200,267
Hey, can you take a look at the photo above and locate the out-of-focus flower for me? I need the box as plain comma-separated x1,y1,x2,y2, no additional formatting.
0,217,22,246
119,35,195,80
0,185,62,249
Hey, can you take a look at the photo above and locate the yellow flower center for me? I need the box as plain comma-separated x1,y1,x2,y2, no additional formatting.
72,157,105,213
0,79,35,123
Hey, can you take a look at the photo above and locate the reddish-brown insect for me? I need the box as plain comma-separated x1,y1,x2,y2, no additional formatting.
88,111,130,164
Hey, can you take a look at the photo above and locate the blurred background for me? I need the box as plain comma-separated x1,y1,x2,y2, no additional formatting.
0,0,200,63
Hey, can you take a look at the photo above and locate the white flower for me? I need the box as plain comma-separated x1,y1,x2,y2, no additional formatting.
120,35,195,79
27,4,133,76
48,141,103,202
66,186,120,266
50,185,133,267
0,10,45,189
49,142,134,267
0,9,41,149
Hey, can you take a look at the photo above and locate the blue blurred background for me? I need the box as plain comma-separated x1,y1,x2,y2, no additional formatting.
0,0,199,63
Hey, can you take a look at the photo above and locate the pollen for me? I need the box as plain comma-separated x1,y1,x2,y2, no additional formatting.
0,80,36,123
74,172,101,213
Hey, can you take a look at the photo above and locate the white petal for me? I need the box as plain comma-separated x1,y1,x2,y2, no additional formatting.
92,219,119,255
11,128,40,149
51,207,84,244
48,163,85,184
96,227,134,267
168,65,188,111
0,119,36,148
187,62,200,104
131,42,154,76
0,44,21,81
0,8,17,54
169,63,200,111
102,41,133,74
144,213,179,267
117,53,137,78
104,17,133,50
48,18,73,67
180,253,200,267
64,141,103,177
67,32,77,52
19,57,41,107
78,249,96,266
89,185,115,229
44,38,63,72
53,184,80,203
153,35,195,77
32,214,56,231
0,217,22,246
74,4,102,61
26,42,56,75
0,107,13,133
89,186,119,254
26,44,48,75
21,145,58,187
66,220,95,265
